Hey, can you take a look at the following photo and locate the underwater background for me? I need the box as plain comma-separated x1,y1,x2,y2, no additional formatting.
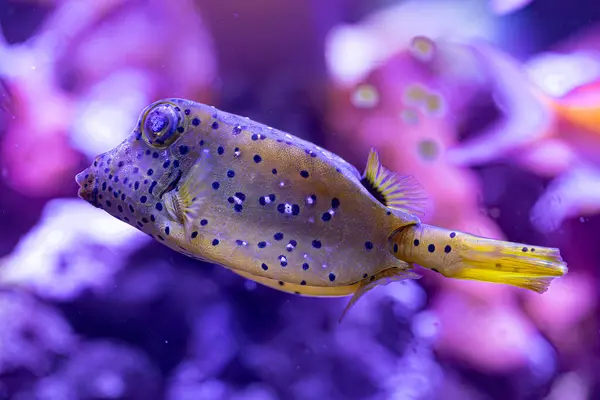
0,0,599,399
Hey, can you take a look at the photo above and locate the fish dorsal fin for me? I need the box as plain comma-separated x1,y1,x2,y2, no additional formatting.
339,267,421,323
361,148,428,216
163,149,214,240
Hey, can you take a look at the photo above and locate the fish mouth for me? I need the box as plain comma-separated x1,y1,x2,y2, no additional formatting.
159,169,182,199
75,168,89,189
75,167,99,206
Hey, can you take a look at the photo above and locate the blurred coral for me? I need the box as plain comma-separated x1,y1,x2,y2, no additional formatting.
0,198,150,300
0,0,216,198
17,340,163,400
0,289,75,390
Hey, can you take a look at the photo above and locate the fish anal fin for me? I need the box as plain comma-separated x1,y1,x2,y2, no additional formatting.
339,267,421,323
362,148,428,216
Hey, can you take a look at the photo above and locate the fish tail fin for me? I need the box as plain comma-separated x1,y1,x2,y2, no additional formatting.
389,224,567,293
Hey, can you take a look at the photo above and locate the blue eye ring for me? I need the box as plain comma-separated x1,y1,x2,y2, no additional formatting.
140,102,183,148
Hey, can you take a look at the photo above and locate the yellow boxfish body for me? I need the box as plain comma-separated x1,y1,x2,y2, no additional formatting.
76,99,567,320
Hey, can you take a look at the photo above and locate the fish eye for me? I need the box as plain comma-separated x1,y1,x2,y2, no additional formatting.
141,103,183,147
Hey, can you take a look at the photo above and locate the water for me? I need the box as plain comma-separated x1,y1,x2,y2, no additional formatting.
0,0,599,399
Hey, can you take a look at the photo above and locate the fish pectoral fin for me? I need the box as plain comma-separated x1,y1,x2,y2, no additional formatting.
361,148,428,216
339,266,421,324
164,149,214,240
228,269,362,297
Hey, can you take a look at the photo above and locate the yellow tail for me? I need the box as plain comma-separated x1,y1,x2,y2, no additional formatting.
389,224,567,293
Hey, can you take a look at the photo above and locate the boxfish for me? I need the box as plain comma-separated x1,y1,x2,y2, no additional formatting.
75,99,568,321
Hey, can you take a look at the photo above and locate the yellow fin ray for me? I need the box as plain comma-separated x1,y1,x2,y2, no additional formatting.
453,242,567,293
362,148,427,216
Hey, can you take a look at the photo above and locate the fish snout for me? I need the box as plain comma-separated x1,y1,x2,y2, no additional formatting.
75,167,98,205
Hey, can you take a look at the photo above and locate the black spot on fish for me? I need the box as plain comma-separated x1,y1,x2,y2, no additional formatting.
279,255,288,267
235,192,246,201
